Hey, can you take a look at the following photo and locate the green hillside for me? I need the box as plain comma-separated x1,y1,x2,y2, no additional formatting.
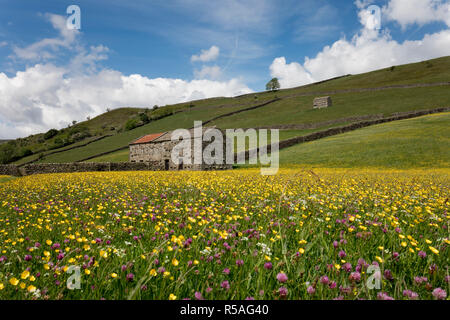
276,112,450,168
5,55,450,166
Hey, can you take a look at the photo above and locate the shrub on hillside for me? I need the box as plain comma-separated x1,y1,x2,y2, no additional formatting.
44,129,59,140
139,112,150,124
125,119,139,131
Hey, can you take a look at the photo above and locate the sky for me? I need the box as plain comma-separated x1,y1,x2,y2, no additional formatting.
0,0,449,138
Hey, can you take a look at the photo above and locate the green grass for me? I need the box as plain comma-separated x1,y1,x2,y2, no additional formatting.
9,56,450,165
34,102,271,163
254,55,450,97
211,86,450,128
277,112,450,168
86,129,311,162
0,176,17,183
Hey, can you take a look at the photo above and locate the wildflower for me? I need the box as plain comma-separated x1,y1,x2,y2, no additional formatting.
377,292,394,300
27,285,37,293
278,287,288,298
403,290,419,300
320,275,329,285
221,281,230,290
21,270,30,280
194,292,204,300
384,269,394,281
126,273,134,282
432,288,447,300
169,293,177,300
307,286,316,295
342,263,352,273
349,272,361,282
0,283,4,290
277,272,288,283
24,255,32,261
338,250,346,258
223,268,230,275
111,273,118,278
172,258,179,267
236,259,244,266
9,278,19,286
429,246,439,255
418,251,426,259
149,269,157,277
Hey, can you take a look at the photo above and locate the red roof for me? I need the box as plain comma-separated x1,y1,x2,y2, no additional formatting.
130,132,166,145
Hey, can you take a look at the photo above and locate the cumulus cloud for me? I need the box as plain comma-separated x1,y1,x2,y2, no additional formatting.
12,14,79,61
382,0,450,29
0,64,252,138
191,45,220,62
269,1,450,89
193,65,222,79
0,17,251,138
269,57,313,88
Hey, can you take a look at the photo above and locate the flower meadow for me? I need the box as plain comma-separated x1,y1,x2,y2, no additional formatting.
0,169,448,300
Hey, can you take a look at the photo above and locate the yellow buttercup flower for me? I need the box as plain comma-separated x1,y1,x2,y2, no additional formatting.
169,293,177,300
21,270,30,280
429,246,439,255
9,278,19,286
27,285,37,292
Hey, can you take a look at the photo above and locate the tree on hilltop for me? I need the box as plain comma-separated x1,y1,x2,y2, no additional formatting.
266,78,280,91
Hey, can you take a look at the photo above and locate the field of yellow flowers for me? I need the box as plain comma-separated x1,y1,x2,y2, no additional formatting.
0,169,448,300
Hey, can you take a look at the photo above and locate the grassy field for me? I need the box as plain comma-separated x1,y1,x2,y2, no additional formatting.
0,175,15,183
276,112,450,168
85,129,310,162
7,56,450,165
0,169,448,300
210,86,450,128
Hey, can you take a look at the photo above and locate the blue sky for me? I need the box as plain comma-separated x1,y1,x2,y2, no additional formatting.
0,0,449,138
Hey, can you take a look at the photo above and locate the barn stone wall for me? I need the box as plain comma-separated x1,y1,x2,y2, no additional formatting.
313,96,332,109
129,135,230,171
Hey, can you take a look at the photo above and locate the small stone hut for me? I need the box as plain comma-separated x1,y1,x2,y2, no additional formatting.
313,96,332,109
129,127,231,171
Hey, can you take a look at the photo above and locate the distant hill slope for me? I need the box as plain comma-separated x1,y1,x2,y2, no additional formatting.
5,55,450,165
276,112,450,168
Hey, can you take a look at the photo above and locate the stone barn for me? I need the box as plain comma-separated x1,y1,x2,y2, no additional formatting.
313,96,332,109
129,127,232,171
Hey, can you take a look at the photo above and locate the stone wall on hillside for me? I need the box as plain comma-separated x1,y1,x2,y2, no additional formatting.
0,161,232,177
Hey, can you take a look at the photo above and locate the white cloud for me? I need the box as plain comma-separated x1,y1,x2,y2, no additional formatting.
11,14,79,61
0,63,252,138
191,45,220,62
269,57,313,88
269,2,450,89
0,15,252,138
194,65,222,79
383,0,450,29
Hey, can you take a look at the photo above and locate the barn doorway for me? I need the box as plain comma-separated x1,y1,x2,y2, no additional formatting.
178,160,183,171
164,159,169,171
